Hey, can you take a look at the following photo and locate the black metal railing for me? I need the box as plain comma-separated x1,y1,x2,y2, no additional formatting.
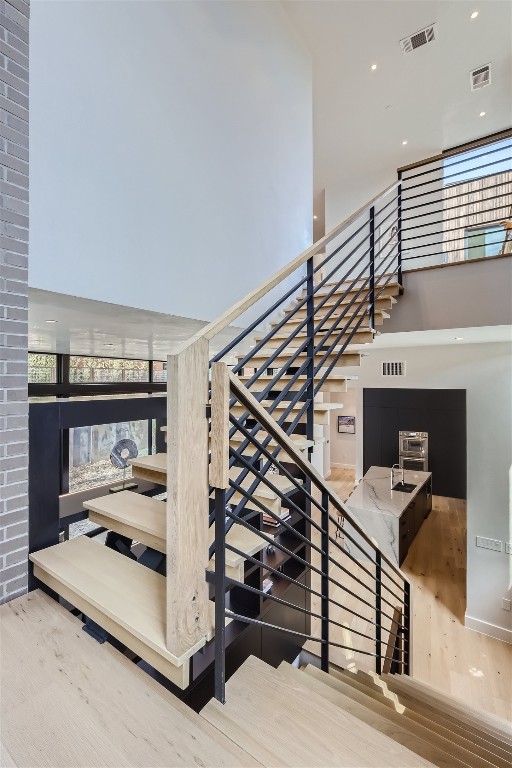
202,180,407,702
398,130,512,270
210,374,410,703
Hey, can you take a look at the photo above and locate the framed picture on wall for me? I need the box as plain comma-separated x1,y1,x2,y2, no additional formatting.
338,415,355,434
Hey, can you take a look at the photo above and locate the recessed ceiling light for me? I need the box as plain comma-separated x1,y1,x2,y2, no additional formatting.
371,64,377,71
45,319,57,324
313,215,318,220
402,140,408,146
470,10,479,20
479,111,486,117
454,336,463,341
105,343,114,347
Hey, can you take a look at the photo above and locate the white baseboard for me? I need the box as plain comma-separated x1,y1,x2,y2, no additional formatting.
464,613,512,644
331,462,356,469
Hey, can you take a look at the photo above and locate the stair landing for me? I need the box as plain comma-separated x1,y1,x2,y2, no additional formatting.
0,591,258,768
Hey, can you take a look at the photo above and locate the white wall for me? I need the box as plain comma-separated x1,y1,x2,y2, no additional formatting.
325,170,394,234
349,341,512,642
30,1,312,323
329,388,356,469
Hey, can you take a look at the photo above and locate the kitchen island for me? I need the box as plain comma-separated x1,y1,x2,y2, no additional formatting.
345,466,432,566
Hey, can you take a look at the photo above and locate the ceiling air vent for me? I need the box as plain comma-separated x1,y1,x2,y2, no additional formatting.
400,24,436,54
470,64,491,91
382,361,406,377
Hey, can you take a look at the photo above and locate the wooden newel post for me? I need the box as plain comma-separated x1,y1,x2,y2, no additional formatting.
166,338,210,657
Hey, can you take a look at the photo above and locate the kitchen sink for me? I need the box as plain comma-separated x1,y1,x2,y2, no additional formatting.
392,482,417,493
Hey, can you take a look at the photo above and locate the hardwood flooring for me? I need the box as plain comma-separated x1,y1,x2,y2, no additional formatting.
307,467,512,721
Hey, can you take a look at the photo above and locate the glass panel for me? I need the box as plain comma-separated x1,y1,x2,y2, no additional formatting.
28,353,57,383
68,419,151,493
69,356,150,384
152,360,167,382
464,225,505,260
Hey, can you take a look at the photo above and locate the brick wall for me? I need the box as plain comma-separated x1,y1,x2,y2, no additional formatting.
0,0,29,603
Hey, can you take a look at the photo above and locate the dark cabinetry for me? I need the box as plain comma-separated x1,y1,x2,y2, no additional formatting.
398,478,432,565
363,388,466,499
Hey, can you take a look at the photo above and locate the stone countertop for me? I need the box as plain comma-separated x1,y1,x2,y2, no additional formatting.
346,466,432,519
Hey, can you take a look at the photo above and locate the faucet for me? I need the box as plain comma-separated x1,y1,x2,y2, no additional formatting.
391,463,404,489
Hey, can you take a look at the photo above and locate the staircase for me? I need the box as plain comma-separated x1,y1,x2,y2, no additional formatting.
29,274,401,687
9,180,512,766
3,592,511,766
28,185,407,669
202,655,512,768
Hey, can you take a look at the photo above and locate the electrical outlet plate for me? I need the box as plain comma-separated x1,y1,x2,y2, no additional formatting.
505,542,512,555
502,598,511,612
476,536,502,552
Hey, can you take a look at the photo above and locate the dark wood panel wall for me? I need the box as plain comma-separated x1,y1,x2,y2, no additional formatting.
363,388,467,499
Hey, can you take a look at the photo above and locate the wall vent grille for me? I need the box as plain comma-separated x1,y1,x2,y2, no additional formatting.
382,361,406,377
400,24,436,54
470,64,491,91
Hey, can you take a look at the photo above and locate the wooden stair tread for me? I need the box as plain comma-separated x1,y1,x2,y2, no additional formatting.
29,536,203,681
237,373,350,393
302,666,506,768
236,350,362,366
334,668,512,760
234,399,343,413
202,655,435,768
303,282,400,299
0,591,258,768
129,451,166,483
264,327,374,342
84,491,265,569
228,466,302,499
296,665,478,768
230,432,316,450
382,674,512,745
85,490,165,543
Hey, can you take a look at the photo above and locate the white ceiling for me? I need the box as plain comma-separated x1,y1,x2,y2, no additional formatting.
29,289,243,360
368,325,512,348
283,0,512,197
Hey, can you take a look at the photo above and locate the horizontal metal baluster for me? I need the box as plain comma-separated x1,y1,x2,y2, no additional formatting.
402,179,511,212
401,140,511,182
225,448,405,610
219,571,392,645
402,201,511,234
225,611,405,666
402,241,505,263
403,228,508,252
225,540,405,637
229,380,406,588
401,191,512,223
223,493,401,624
402,153,511,191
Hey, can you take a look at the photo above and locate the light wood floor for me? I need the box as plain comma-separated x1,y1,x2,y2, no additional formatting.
307,467,512,721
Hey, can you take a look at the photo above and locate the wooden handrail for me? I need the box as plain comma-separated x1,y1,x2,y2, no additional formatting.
228,370,408,582
174,180,399,354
